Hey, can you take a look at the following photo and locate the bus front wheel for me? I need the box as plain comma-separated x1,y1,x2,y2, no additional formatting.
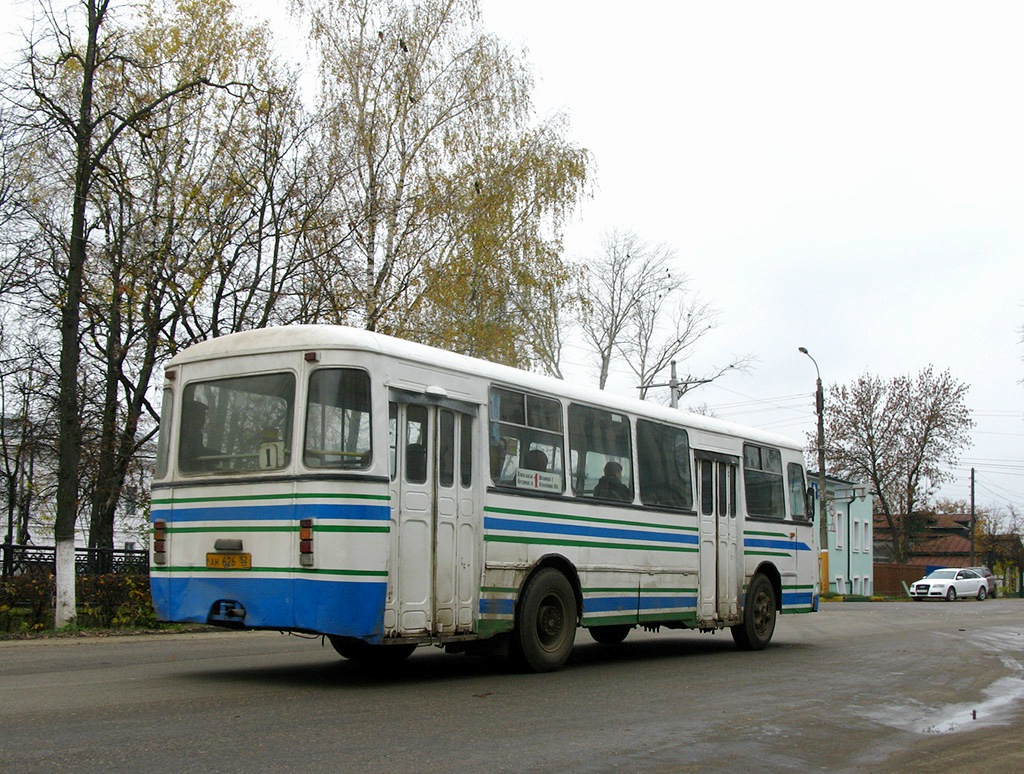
731,573,777,651
512,568,578,672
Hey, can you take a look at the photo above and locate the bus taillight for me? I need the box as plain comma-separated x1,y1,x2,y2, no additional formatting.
153,520,168,565
299,518,314,566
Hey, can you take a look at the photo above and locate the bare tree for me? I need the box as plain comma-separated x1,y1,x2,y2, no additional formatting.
579,228,747,395
818,367,974,563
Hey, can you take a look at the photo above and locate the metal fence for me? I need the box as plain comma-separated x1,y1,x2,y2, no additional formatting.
1,541,149,578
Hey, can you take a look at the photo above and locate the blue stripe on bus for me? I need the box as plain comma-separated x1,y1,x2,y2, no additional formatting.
154,503,390,523
483,516,700,546
782,590,814,607
583,594,697,614
150,575,387,641
744,537,813,552
479,598,515,616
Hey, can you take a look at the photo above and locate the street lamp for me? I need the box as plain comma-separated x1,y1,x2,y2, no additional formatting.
799,347,829,574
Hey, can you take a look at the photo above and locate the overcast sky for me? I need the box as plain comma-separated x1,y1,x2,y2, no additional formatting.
3,1,1022,514
475,1,1024,514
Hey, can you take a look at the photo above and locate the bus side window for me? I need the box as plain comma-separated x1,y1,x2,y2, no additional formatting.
568,404,633,502
304,368,371,469
744,444,785,518
637,419,693,509
488,386,564,492
788,462,808,520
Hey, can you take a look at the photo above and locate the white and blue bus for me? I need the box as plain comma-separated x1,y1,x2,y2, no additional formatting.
150,326,818,671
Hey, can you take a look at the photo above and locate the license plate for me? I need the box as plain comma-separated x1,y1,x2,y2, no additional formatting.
206,552,252,570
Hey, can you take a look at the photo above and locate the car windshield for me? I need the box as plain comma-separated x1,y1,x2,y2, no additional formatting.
926,570,957,579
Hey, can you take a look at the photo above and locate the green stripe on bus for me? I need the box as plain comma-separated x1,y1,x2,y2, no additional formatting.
484,534,698,553
744,550,791,557
638,611,698,624
581,614,637,626
165,525,389,535
582,586,698,594
152,492,390,505
150,565,387,577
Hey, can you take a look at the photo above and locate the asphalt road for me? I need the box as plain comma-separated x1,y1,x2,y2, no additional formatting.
1,599,1022,773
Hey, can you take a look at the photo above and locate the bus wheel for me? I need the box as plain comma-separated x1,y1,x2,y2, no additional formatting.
731,574,776,651
589,624,631,645
512,568,577,672
328,637,416,665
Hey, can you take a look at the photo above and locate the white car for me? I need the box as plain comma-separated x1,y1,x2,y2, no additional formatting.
909,568,988,601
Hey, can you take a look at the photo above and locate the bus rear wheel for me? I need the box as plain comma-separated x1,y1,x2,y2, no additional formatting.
731,573,777,651
328,636,416,665
512,568,577,672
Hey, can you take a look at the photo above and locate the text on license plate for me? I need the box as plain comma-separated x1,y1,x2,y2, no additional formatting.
206,552,252,570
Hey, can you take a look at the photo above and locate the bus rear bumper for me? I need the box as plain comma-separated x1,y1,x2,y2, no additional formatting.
150,574,388,641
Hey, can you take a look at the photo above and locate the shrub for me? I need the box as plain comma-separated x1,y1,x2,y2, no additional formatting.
0,569,55,631
78,574,157,628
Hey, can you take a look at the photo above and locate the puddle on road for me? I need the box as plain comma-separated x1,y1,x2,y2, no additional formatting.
864,648,1024,735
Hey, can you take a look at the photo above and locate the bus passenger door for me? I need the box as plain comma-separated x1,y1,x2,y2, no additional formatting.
696,452,740,625
389,399,477,638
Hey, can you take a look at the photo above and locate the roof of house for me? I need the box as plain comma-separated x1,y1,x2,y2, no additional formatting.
912,533,973,555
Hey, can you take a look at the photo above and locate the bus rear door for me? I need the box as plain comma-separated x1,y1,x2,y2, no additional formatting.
696,451,740,625
388,397,478,638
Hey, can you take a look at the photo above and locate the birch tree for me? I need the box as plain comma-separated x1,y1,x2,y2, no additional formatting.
297,0,589,363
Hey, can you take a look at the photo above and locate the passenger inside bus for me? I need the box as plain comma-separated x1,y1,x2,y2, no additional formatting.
180,399,215,471
593,460,631,501
524,448,548,471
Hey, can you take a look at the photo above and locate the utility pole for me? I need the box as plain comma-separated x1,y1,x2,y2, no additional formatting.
799,347,829,586
639,361,711,408
970,467,976,565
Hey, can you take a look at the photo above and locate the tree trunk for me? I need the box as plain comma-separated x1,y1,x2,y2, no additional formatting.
54,538,77,627
54,0,103,629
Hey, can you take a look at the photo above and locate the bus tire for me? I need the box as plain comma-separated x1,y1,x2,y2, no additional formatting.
589,624,631,645
328,636,416,665
512,567,577,672
731,573,776,651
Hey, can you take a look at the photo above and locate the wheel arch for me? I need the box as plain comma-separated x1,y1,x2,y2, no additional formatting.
752,561,783,612
518,554,583,624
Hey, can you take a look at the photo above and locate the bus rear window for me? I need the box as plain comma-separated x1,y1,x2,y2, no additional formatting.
305,369,372,469
180,373,295,474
